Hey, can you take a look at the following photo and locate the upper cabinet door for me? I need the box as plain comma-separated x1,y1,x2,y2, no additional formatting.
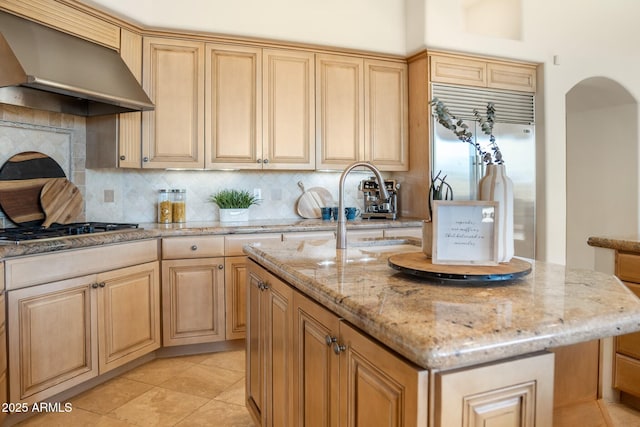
315,54,365,170
364,59,408,171
205,44,262,169
118,28,143,168
262,49,315,170
142,37,205,168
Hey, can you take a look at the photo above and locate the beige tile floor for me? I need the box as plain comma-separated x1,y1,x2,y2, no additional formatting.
15,350,254,427
11,348,640,426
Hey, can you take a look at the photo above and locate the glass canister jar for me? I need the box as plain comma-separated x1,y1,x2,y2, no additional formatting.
172,189,187,223
157,189,172,223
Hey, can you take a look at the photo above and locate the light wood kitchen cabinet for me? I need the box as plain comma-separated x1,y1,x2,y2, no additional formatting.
5,240,160,405
205,44,262,169
161,236,226,346
97,262,160,373
117,28,144,168
614,251,640,398
364,59,408,171
316,54,408,171
429,52,536,93
292,291,428,427
224,233,282,341
162,258,226,346
206,46,315,170
435,352,553,427
0,0,120,49
261,49,315,170
246,259,294,427
7,260,160,404
315,53,364,170
142,36,205,168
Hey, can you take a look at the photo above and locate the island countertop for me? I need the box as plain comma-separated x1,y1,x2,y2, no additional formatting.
244,238,640,370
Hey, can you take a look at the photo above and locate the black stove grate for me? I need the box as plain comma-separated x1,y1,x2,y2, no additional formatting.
0,222,139,242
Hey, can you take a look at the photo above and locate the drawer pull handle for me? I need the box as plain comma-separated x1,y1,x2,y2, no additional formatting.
191,245,198,251
325,335,337,346
333,342,346,355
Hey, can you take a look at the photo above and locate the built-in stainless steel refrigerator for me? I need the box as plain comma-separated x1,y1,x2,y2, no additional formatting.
431,84,536,259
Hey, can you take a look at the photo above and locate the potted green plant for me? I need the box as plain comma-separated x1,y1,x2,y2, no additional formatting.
209,189,260,222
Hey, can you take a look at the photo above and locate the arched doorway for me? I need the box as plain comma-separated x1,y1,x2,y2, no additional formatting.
565,77,638,269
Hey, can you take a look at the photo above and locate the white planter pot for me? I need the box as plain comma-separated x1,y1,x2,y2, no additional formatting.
219,208,249,222
478,164,514,263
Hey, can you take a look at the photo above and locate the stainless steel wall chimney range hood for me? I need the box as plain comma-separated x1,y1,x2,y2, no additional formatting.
0,10,154,116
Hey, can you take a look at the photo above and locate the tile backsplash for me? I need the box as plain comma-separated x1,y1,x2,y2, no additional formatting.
0,105,370,226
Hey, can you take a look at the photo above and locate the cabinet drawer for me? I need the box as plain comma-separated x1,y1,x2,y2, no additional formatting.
617,331,640,359
162,236,225,259
383,227,422,239
615,353,640,396
6,239,159,290
282,231,335,241
430,54,487,87
617,252,640,283
224,233,281,256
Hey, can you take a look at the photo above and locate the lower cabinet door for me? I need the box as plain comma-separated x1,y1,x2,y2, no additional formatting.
225,256,248,340
8,276,99,404
162,258,224,346
292,292,341,427
435,352,554,427
98,261,161,372
339,322,428,427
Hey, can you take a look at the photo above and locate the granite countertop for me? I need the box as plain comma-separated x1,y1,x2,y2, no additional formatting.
244,238,640,371
588,236,640,253
0,218,422,258
141,217,423,235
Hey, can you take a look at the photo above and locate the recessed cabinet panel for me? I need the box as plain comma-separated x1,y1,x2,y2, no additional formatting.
435,352,554,427
365,59,408,171
488,63,536,92
162,258,225,346
225,256,248,340
316,54,364,169
143,37,205,168
98,262,161,373
430,54,487,87
263,49,315,170
206,44,262,169
8,276,98,404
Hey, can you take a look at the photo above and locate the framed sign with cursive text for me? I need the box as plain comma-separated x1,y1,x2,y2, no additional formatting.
432,200,499,265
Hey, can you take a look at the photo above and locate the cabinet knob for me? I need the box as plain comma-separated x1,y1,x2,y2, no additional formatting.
258,281,269,291
143,157,149,162
191,245,198,251
256,159,262,164
325,335,337,346
91,283,99,289
98,282,106,288
119,155,126,161
218,264,224,270
263,159,269,164
332,342,346,355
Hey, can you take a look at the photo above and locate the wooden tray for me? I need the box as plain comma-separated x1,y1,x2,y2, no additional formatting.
388,252,532,284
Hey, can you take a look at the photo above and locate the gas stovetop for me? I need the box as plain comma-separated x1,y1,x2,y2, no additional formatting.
0,222,140,243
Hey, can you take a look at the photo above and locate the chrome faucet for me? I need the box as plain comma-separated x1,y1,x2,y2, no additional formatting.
336,161,389,249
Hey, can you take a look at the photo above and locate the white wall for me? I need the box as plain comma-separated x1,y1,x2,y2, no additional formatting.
81,0,640,263
82,0,407,54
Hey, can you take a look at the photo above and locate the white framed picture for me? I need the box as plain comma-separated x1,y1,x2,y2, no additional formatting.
432,200,499,265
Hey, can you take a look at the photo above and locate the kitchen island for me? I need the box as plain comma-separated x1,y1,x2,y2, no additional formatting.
244,237,640,427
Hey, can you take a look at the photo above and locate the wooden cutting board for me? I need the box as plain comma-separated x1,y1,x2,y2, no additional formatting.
0,152,66,226
40,178,83,227
296,182,334,219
